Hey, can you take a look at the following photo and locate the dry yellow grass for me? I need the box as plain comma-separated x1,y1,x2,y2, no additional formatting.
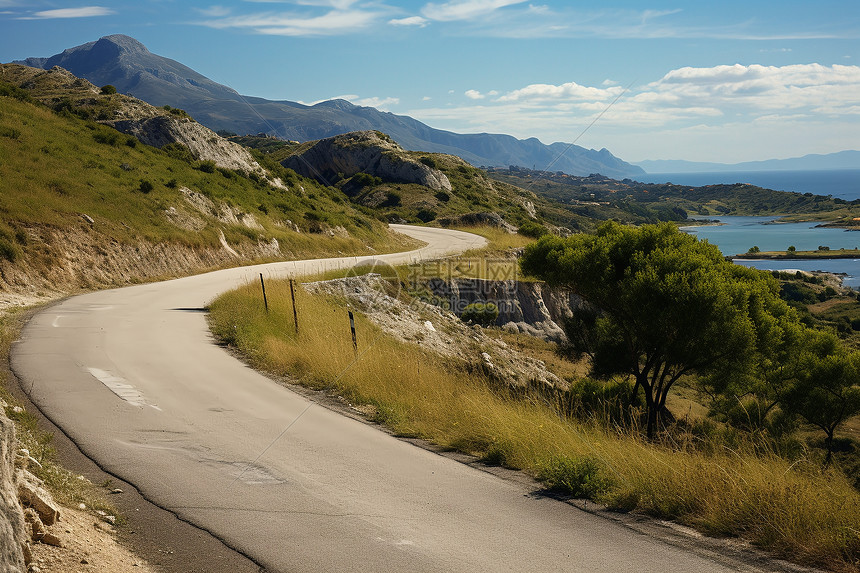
209,279,860,572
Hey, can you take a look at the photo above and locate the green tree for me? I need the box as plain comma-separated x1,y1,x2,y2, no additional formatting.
461,302,499,327
521,222,791,438
780,331,860,462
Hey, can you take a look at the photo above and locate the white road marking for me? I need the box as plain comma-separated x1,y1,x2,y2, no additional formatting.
86,367,155,409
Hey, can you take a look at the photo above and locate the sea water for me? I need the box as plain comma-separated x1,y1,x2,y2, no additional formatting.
634,169,860,287
681,216,860,288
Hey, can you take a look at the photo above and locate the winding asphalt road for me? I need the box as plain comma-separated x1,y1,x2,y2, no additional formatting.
13,226,766,572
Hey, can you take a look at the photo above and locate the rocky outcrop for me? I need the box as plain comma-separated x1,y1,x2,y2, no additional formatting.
304,274,562,390
282,131,452,191
424,278,582,342
111,115,275,180
0,412,27,573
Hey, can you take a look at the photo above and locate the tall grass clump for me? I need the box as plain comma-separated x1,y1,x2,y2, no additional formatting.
209,278,860,572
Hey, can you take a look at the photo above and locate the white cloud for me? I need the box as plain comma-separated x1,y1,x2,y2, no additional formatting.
197,6,231,18
422,96,432,101
389,16,429,27
406,62,860,162
647,63,860,112
497,81,623,102
23,6,114,19
421,0,527,22
292,0,360,7
201,8,383,35
348,95,400,109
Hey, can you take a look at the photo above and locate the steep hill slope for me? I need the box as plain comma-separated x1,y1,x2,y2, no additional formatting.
0,65,412,305
14,35,644,179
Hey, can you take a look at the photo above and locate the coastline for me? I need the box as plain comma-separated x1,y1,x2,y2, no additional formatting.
734,249,860,260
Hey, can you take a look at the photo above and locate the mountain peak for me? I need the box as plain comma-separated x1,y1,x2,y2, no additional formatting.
97,34,150,55
312,99,356,111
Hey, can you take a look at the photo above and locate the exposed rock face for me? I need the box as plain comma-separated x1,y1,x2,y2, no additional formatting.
282,131,452,191
111,115,271,178
0,225,281,308
0,414,27,573
424,278,582,342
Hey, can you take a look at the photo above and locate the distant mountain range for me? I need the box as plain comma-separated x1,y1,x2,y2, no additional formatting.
14,34,643,179
636,150,860,173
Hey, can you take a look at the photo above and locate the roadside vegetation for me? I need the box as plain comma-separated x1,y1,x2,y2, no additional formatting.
209,225,860,572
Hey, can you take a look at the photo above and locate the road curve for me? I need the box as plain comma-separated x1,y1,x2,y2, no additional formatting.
13,226,742,573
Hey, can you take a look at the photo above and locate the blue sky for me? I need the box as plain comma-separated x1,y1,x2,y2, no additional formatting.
1,0,858,164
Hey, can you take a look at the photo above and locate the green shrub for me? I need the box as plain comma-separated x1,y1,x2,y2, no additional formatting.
139,179,154,194
93,131,119,146
419,156,438,169
518,221,549,238
461,302,499,326
416,209,436,223
0,127,21,140
382,191,401,208
556,377,634,424
100,84,117,95
538,456,615,498
161,143,195,163
352,172,382,187
197,160,217,173
0,81,33,102
162,105,190,119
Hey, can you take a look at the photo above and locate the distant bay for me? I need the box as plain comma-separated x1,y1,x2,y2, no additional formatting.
681,216,860,288
635,169,860,200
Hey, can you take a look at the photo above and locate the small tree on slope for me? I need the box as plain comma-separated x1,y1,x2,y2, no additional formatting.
520,222,795,439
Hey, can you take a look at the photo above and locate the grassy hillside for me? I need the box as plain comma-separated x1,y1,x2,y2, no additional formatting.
235,134,572,231
0,75,412,295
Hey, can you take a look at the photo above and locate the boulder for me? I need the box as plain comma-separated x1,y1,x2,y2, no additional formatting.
17,471,59,527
